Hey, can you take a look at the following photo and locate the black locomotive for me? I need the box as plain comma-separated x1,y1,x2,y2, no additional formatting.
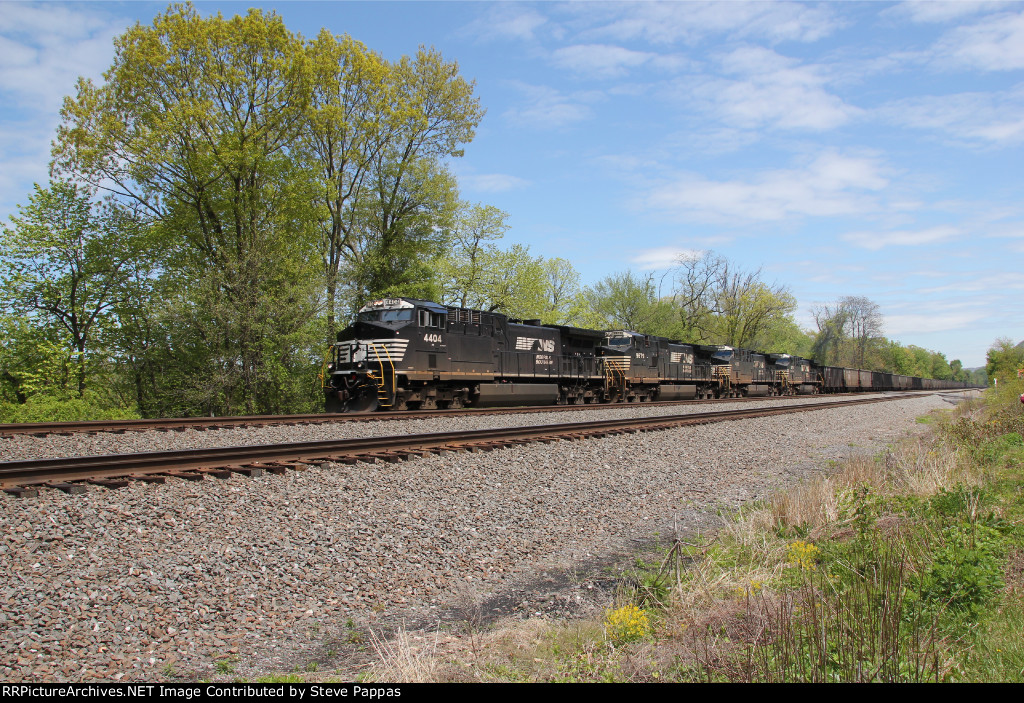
322,297,973,412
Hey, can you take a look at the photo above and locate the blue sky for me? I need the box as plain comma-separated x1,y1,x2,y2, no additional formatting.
2,1,1022,367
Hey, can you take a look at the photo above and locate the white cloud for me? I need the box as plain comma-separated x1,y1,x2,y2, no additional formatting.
0,3,127,114
629,246,704,270
503,82,599,129
551,44,656,78
887,1,1007,24
460,172,531,193
581,1,840,45
840,226,961,250
643,152,888,223
880,85,1024,144
460,5,550,43
0,3,128,221
673,47,859,132
933,10,1024,71
0,119,56,221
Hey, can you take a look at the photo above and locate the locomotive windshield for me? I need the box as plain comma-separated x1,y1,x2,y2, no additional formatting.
711,347,734,363
604,331,638,347
357,308,414,323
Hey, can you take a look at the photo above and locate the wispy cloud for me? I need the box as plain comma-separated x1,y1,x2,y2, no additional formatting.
551,44,657,78
0,3,127,114
642,151,888,223
460,5,551,43
841,226,962,251
879,84,1024,145
667,46,858,132
0,4,128,220
886,1,1008,24
629,246,704,270
503,82,600,129
579,1,840,45
459,172,531,193
933,10,1024,71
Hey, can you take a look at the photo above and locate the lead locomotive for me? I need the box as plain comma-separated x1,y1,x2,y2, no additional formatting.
322,298,970,412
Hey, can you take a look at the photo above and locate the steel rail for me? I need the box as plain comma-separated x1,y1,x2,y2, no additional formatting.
0,391,926,438
1,395,900,492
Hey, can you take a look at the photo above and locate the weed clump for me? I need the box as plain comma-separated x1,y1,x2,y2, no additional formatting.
604,604,651,645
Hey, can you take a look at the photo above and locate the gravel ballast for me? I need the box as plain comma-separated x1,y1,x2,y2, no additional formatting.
2,394,942,462
0,393,966,681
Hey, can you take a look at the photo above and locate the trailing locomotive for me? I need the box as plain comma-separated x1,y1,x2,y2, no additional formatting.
322,297,973,412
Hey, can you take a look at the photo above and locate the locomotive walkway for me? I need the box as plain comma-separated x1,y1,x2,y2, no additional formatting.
2,395,911,497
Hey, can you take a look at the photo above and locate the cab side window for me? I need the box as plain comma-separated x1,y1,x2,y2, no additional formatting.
419,310,446,328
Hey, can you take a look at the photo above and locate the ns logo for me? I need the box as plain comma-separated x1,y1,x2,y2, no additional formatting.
516,337,556,353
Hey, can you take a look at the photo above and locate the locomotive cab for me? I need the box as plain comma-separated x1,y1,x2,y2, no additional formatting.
326,298,443,412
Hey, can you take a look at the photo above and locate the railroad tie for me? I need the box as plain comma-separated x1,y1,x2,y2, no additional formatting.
194,468,233,480
47,481,87,495
3,486,39,499
165,471,205,481
224,465,264,477
87,478,131,489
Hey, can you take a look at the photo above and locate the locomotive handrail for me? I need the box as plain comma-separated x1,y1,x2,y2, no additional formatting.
317,347,333,390
369,342,396,407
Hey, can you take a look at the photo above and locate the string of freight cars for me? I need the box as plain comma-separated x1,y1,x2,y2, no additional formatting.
323,297,978,413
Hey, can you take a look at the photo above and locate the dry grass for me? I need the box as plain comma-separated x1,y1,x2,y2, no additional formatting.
365,626,441,683
885,439,972,496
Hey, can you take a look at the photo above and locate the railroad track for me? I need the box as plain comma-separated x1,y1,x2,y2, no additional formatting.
2,395,906,498
0,391,933,437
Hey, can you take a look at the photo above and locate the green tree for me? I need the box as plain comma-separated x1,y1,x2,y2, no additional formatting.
949,359,963,381
304,37,483,326
755,315,816,357
54,5,324,414
810,296,883,368
811,302,849,366
841,295,883,369
0,181,139,398
582,271,676,334
665,251,725,343
930,350,953,380
436,202,510,309
985,337,1024,384
884,341,916,376
474,244,548,319
909,346,934,377
539,257,588,326
304,31,391,335
715,271,797,350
